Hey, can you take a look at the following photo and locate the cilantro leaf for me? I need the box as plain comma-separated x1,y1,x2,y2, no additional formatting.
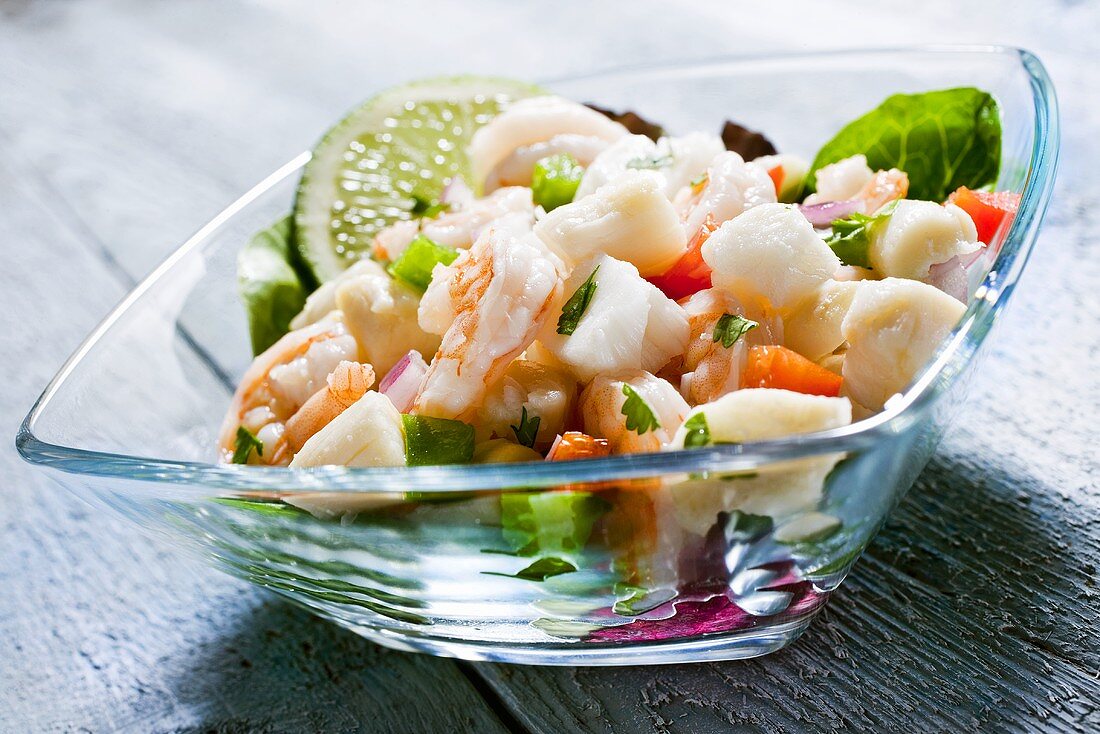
510,406,541,449
232,426,264,464
410,194,446,219
712,313,759,348
808,87,1001,201
621,383,660,435
625,154,673,170
486,556,578,582
556,265,599,335
824,201,897,268
681,412,711,448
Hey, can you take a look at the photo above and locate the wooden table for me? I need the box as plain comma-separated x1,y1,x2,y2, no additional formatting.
2,2,1096,731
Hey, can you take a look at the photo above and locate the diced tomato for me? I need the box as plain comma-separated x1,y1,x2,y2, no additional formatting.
767,165,784,197
742,345,843,397
546,432,611,461
646,214,719,301
946,187,1021,246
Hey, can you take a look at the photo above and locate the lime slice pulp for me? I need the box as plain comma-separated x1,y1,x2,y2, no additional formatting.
294,76,544,282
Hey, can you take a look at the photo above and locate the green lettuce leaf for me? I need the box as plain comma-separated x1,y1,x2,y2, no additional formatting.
808,87,1001,201
237,216,314,355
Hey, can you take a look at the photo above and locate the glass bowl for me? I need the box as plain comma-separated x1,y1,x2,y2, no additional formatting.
17,47,1058,665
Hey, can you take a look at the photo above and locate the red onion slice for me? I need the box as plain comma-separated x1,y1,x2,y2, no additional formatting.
928,256,969,303
799,199,861,227
440,176,474,209
379,350,429,412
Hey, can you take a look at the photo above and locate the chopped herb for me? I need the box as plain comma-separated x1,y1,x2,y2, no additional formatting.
401,414,475,466
386,234,459,292
681,412,711,448
613,583,677,615
531,154,584,211
232,426,263,464
621,383,660,435
410,194,446,219
509,406,541,449
625,154,673,170
712,313,759,348
556,265,599,335
690,172,709,189
825,201,898,269
486,556,578,582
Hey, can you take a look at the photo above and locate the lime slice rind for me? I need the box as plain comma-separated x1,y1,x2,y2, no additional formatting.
294,76,545,282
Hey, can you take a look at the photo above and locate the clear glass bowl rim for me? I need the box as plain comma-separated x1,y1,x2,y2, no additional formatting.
16,45,1060,494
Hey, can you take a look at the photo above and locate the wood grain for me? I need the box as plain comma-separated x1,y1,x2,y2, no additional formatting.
0,130,507,734
1,1,1097,732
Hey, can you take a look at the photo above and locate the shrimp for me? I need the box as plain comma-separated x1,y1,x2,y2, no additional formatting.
412,212,565,420
579,370,689,454
854,168,908,214
484,134,611,192
575,132,724,201
477,359,577,450
283,360,376,454
674,151,777,235
218,314,358,465
371,186,534,261
468,96,629,189
679,289,780,405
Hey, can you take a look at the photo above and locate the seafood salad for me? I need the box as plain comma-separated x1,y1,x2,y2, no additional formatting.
224,78,1018,470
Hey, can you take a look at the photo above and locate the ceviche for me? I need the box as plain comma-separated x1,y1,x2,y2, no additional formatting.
223,78,1018,469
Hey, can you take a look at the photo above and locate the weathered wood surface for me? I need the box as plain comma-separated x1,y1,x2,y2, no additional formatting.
1,1,1097,732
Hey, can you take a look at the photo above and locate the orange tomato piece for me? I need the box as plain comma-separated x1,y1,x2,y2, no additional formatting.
767,165,784,197
742,345,843,397
546,432,611,461
646,214,719,301
946,187,1021,246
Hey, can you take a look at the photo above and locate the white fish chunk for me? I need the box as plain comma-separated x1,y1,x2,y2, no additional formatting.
538,253,689,382
840,277,966,411
290,391,406,468
702,203,840,314
869,200,980,280
535,170,687,277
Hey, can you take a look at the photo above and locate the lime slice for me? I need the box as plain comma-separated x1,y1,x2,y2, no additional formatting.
294,76,545,282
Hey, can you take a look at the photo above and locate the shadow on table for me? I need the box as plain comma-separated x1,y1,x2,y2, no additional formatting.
165,599,490,734
469,452,1099,733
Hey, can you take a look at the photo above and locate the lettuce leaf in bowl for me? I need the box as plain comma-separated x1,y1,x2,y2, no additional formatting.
808,87,1002,201
237,215,315,355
